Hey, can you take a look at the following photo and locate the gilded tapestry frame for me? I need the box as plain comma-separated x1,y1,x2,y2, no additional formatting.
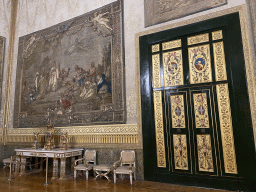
0,36,5,143
144,0,227,27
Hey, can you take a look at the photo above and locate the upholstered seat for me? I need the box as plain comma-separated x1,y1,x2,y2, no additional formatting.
74,149,96,180
113,150,136,185
3,156,17,171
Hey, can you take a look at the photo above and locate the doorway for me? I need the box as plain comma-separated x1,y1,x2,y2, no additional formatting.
140,13,256,191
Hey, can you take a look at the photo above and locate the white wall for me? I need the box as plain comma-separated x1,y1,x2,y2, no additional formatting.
1,0,249,127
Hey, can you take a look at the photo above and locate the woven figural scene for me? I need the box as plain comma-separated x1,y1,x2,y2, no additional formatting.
14,0,125,128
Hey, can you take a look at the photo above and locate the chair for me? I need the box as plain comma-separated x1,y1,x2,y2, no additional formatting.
113,150,136,185
74,149,96,180
2,156,17,171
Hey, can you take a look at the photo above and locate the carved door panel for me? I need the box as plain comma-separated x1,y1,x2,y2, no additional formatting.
140,13,256,190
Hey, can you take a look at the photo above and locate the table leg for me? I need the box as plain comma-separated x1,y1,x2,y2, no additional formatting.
15,156,20,176
59,158,66,180
20,156,26,175
40,157,43,171
51,158,59,180
71,157,75,175
35,157,38,169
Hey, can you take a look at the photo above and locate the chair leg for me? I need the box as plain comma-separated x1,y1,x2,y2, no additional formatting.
74,170,76,179
86,170,88,180
130,172,132,185
114,173,116,184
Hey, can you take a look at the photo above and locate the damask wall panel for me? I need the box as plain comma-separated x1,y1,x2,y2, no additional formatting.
163,50,183,87
173,134,188,170
216,83,237,174
153,91,166,168
197,134,214,172
193,93,210,128
213,41,227,81
188,44,212,84
13,0,125,128
170,95,185,128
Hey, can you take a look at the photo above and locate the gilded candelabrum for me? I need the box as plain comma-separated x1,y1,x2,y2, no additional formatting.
44,125,55,150
32,132,39,149
60,132,68,150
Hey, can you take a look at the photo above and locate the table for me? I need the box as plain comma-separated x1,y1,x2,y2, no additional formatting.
93,164,113,181
15,148,83,180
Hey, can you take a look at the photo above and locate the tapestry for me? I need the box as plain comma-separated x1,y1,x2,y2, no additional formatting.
14,0,125,128
0,36,4,109
144,0,227,27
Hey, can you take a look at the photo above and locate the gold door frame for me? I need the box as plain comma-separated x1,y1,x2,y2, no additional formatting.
135,5,256,152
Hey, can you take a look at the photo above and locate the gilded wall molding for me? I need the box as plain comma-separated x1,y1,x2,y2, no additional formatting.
136,4,256,150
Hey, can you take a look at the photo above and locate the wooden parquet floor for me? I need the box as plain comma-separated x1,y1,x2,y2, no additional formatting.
0,169,231,192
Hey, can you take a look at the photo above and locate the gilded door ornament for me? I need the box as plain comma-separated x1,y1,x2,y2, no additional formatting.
187,33,209,46
173,134,188,170
152,44,160,53
153,91,166,167
162,39,181,51
189,44,212,84
193,93,210,128
212,30,223,41
197,134,214,172
171,95,185,128
152,54,161,88
163,50,184,87
213,41,227,81
216,84,237,174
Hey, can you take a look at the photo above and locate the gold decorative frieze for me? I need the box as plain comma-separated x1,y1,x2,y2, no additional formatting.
173,134,189,170
162,39,182,51
187,33,209,45
7,134,138,144
153,91,167,167
213,41,227,81
8,124,138,135
216,84,237,174
212,30,223,41
197,134,214,172
163,50,184,87
152,54,161,88
189,44,212,84
152,44,160,53
171,95,186,128
193,93,210,128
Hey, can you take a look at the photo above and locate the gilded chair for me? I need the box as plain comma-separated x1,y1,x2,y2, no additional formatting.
74,149,96,180
3,156,17,171
113,150,136,185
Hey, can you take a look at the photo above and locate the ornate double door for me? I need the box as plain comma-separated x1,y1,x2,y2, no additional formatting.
140,13,256,191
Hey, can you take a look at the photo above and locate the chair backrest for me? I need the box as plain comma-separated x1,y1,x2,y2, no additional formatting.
120,150,135,167
84,149,96,165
